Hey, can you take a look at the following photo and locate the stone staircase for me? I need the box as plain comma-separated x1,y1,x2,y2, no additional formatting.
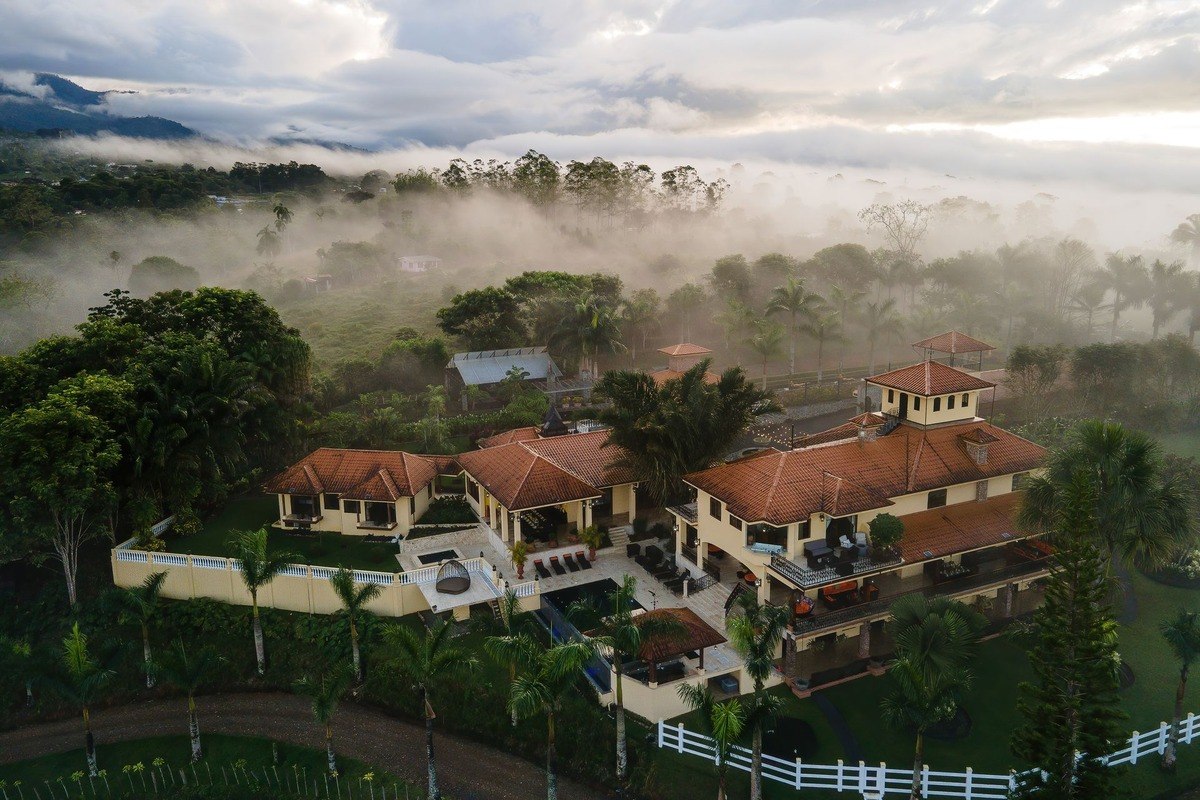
607,525,632,549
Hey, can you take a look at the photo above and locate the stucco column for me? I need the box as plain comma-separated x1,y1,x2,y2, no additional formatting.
757,574,770,605
582,500,592,531
500,507,510,542
1003,583,1017,618
698,541,708,571
858,622,872,659
512,513,522,543
628,484,637,522
277,494,286,521
674,519,683,558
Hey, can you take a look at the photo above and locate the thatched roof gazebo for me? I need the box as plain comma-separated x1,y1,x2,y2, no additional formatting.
634,607,727,683
434,559,471,595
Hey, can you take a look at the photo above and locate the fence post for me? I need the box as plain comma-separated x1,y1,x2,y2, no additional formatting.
1008,770,1017,795
964,766,973,800
1187,713,1196,745
677,723,685,754
656,719,663,749
876,762,886,796
1130,733,1139,765
921,764,929,797
1159,722,1171,755
853,760,860,794
794,758,802,790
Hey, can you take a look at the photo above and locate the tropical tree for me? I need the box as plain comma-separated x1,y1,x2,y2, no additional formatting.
272,203,293,232
882,656,973,800
1160,609,1200,771
1148,259,1187,338
677,683,745,800
330,568,383,683
1170,213,1200,267
716,299,755,350
666,283,708,341
549,292,626,377
256,226,281,257
486,589,538,724
863,298,904,375
802,308,841,382
385,621,479,799
230,527,297,675
295,665,354,775
621,289,661,363
746,321,784,390
828,284,867,373
117,571,168,689
154,640,224,762
507,640,596,800
1067,280,1110,341
767,278,822,374
49,624,113,777
727,593,790,800
569,576,686,787
1098,253,1149,340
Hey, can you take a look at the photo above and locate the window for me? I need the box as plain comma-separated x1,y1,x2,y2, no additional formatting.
927,489,947,509
709,496,722,519
933,397,942,412
748,523,787,547
343,500,361,514
466,480,479,501
409,497,416,516
798,520,811,540
1012,472,1030,491
962,393,969,406
887,389,895,403
323,493,340,511
730,516,743,531
948,395,956,410
913,396,921,411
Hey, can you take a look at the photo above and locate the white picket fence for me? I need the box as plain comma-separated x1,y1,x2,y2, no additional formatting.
657,712,1200,799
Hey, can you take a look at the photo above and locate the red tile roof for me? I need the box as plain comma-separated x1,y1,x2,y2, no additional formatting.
477,427,541,448
456,443,601,511
634,607,727,662
685,420,1044,525
649,368,721,387
868,361,994,396
263,449,449,500
657,343,713,357
911,331,995,354
522,430,637,488
898,492,1026,561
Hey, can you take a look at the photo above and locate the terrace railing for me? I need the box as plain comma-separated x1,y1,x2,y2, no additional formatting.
657,713,1200,799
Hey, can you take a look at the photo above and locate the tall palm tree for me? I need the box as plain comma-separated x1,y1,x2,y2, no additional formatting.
621,290,661,363
746,321,784,390
1068,280,1110,341
256,226,281,257
50,624,113,777
1170,213,1200,267
727,593,790,800
1160,609,1200,771
1020,420,1192,569
1098,253,1150,341
716,299,756,351
881,656,973,800
569,576,686,787
677,684,745,800
767,278,822,374
386,621,479,800
329,568,384,683
828,284,867,374
549,293,626,378
863,298,904,375
507,640,596,800
117,571,167,689
801,308,841,382
230,527,297,675
1148,259,1187,338
295,665,353,775
487,590,538,726
155,640,225,762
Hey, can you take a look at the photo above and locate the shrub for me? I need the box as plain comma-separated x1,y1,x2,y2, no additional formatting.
868,513,904,552
418,496,477,524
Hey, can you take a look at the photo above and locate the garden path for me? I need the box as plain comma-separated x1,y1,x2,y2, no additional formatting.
810,692,865,764
0,692,610,800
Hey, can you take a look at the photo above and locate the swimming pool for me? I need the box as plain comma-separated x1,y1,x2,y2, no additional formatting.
417,549,458,565
542,578,643,615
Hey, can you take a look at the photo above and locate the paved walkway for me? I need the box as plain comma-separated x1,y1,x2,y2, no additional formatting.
810,692,865,764
0,692,609,800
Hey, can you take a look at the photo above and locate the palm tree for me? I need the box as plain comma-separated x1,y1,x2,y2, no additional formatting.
1068,280,1110,341
569,576,686,787
621,290,661,363
1148,259,1187,338
549,293,626,378
864,298,904,375
746,321,785,390
117,571,167,689
487,589,538,725
676,684,745,800
230,527,297,675
273,203,293,232
881,656,973,800
256,226,281,257
727,593,790,800
801,308,841,382
329,568,384,683
1170,214,1200,267
50,624,113,777
295,665,353,775
1160,609,1200,771
828,284,867,374
507,640,596,800
767,278,822,374
1098,253,1149,340
1020,420,1192,569
386,621,479,800
716,299,755,350
155,640,224,762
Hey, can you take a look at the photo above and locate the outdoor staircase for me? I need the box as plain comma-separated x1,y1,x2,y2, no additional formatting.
487,598,502,619
608,525,632,548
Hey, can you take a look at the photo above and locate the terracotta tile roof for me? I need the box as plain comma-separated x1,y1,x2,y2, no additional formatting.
456,443,601,511
685,420,1044,525
634,607,727,662
799,423,861,447
898,492,1027,561
911,330,996,354
263,449,447,500
959,427,1000,445
649,368,721,387
522,430,637,488
657,343,713,357
868,361,994,396
477,427,541,448
821,473,894,516
848,412,885,428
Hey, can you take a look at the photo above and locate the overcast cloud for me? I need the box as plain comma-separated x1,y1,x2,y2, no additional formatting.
2,0,1199,190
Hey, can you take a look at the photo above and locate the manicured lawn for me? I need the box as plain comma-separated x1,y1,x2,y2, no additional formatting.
166,496,401,572
0,733,404,793
1154,429,1200,459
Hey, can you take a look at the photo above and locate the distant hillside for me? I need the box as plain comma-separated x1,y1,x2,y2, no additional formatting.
0,73,195,139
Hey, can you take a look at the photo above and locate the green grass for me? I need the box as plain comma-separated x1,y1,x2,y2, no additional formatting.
168,496,400,572
1155,430,1200,460
0,733,407,793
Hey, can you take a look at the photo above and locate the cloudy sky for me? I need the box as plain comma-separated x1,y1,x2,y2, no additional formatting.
3,0,1200,190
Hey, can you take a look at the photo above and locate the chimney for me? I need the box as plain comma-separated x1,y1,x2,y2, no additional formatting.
965,440,989,465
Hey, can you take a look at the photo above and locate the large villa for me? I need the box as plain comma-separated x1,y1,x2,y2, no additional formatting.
112,333,1051,719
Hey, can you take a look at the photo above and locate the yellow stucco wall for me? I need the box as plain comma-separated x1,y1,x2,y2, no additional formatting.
877,386,980,427
277,483,436,537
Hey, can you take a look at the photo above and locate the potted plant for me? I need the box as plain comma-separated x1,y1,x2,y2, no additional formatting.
511,540,529,580
867,513,904,559
579,525,603,561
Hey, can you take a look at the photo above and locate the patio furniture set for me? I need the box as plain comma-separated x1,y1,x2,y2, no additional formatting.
628,542,694,596
804,535,870,575
817,578,880,610
532,551,594,578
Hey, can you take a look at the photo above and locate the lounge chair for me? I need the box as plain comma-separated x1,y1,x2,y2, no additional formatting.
564,553,580,572
575,551,593,570
550,556,566,576
626,542,641,558
534,559,551,579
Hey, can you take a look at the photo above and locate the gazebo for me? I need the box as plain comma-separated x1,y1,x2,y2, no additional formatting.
633,607,727,683
434,559,471,595
911,331,995,369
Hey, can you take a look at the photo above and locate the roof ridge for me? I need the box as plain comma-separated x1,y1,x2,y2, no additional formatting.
378,468,400,498
302,464,324,494
759,451,788,521
518,439,597,487
907,434,927,492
